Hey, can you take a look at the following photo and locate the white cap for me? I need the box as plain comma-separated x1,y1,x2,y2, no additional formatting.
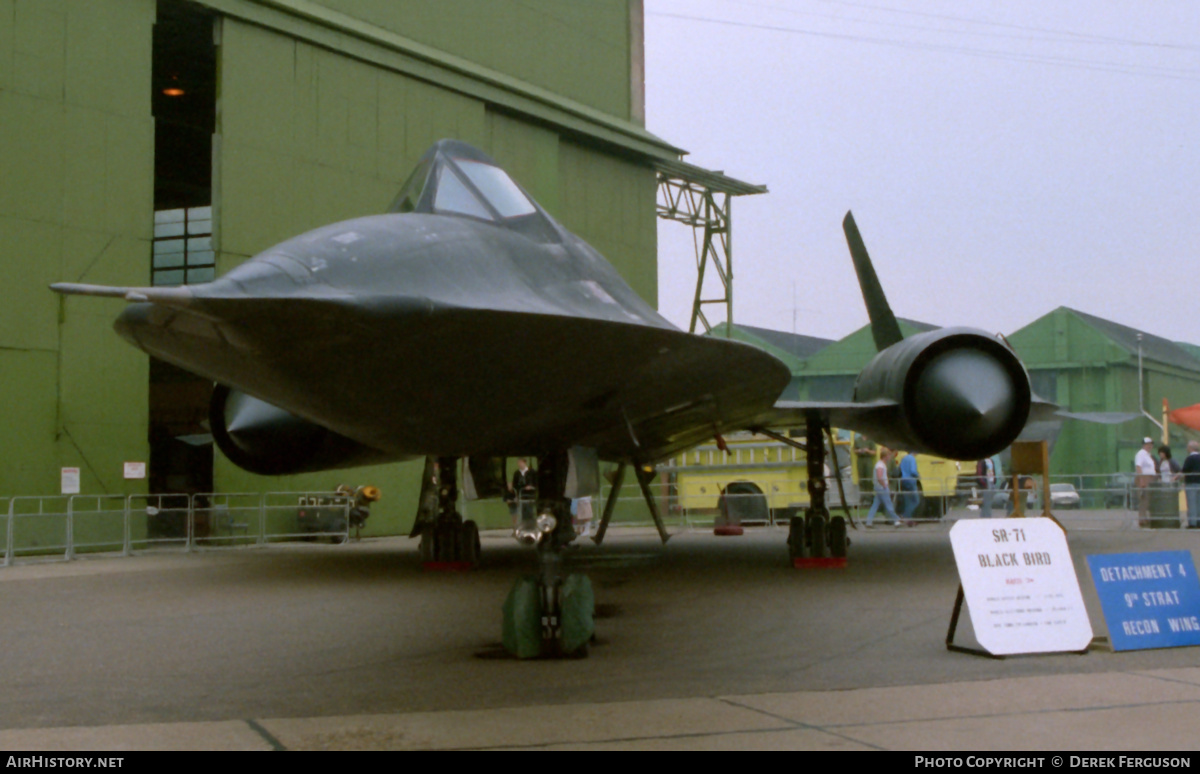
1144,437,1154,444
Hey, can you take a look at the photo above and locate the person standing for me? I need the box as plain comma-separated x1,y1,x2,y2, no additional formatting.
573,496,594,537
1134,437,1157,528
898,452,921,524
1182,441,1200,529
977,457,996,518
512,458,537,528
1159,445,1180,484
854,435,877,504
866,448,901,528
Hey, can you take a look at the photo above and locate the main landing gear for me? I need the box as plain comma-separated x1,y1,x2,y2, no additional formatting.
786,511,848,561
414,456,481,567
759,420,853,566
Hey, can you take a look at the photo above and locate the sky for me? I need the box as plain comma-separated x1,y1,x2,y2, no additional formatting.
643,0,1200,344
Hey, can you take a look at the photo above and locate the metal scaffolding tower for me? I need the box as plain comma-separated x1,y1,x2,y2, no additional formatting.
655,158,767,336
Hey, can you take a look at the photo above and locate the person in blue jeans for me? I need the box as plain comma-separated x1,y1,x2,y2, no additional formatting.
977,457,996,518
866,448,901,527
898,452,921,523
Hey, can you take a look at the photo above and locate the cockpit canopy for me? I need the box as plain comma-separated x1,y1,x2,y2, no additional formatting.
388,140,561,243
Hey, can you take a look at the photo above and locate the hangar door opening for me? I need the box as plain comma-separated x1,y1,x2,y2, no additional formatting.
149,0,217,497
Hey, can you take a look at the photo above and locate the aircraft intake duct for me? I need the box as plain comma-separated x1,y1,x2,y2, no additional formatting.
210,384,398,475
853,327,1031,460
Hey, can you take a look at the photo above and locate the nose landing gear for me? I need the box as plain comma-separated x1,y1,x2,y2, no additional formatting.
502,450,595,658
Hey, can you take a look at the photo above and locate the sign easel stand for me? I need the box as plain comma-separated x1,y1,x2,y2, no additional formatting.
946,440,1091,657
945,583,1003,658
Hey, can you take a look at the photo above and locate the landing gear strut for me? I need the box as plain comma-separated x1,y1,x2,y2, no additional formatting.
759,421,852,565
502,451,595,658
415,456,481,567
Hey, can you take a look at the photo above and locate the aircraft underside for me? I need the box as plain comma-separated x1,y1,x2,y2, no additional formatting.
121,300,792,463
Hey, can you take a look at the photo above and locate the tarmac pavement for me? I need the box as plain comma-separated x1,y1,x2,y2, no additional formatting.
1,519,1198,751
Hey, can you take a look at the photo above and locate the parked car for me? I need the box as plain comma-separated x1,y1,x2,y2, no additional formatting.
1049,483,1081,509
990,479,1038,512
1104,473,1134,509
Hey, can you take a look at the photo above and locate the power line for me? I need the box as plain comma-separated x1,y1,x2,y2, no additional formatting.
647,9,1200,82
719,0,1200,52
804,0,1200,52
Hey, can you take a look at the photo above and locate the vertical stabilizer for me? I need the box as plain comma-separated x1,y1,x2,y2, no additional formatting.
843,211,904,352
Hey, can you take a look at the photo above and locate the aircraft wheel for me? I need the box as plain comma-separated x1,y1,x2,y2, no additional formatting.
435,524,457,562
502,576,544,659
787,514,806,561
807,513,827,558
559,573,595,657
829,515,847,558
459,520,481,565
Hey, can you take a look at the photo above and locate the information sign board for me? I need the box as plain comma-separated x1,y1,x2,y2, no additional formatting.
949,518,1093,655
1086,551,1200,651
60,467,80,495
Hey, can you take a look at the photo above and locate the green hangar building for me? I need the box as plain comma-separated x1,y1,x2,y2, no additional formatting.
1,0,686,537
787,308,1200,477
1006,307,1200,476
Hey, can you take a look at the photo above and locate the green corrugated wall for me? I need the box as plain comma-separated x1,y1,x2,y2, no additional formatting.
0,0,154,500
307,0,634,120
1,1,659,543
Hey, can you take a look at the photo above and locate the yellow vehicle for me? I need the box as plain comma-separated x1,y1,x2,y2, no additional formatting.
847,432,961,517
664,431,962,523
665,431,855,524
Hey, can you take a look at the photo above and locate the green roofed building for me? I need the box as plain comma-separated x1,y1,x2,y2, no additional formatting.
751,307,1200,477
1176,342,1200,363
792,318,938,403
1007,307,1200,475
0,0,693,538
705,322,832,400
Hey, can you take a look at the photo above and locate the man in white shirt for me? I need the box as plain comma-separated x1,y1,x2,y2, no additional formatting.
1134,437,1158,527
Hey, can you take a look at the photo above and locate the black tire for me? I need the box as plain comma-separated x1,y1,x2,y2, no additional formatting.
460,520,481,565
435,524,456,562
788,515,805,561
807,513,827,558
418,527,434,562
828,516,847,558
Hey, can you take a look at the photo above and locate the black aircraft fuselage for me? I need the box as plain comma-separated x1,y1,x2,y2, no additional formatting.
53,140,1040,480
56,141,791,474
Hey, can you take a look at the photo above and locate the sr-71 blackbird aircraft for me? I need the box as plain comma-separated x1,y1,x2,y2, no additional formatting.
53,139,1039,657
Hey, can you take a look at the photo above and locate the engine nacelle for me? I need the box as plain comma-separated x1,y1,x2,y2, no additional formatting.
852,327,1031,460
210,384,399,475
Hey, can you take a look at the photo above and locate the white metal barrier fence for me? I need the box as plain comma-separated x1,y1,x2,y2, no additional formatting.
2,492,351,567
519,473,1196,533
4,476,1194,567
